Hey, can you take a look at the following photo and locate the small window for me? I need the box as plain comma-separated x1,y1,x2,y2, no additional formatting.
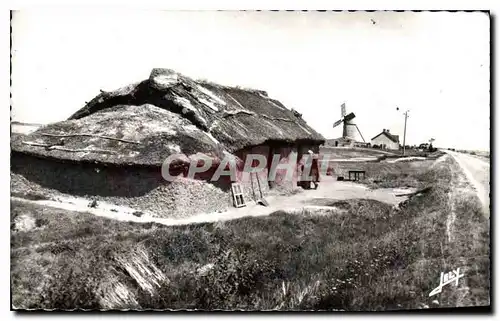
231,183,246,208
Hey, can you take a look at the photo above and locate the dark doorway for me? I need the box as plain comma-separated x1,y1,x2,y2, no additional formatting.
267,145,275,189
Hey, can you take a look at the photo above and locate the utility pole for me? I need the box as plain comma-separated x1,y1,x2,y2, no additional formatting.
402,110,409,156
396,107,409,155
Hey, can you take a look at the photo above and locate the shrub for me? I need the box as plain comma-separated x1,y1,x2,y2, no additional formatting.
37,253,105,309
35,218,49,228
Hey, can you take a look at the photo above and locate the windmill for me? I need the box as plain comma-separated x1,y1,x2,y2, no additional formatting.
333,103,366,143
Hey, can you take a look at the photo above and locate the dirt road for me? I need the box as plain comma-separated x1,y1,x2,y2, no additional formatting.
444,150,490,217
12,176,414,227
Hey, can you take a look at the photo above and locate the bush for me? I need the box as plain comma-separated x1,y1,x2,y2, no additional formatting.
37,252,105,309
35,218,49,228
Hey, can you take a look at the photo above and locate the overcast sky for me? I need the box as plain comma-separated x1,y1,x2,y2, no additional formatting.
11,10,490,151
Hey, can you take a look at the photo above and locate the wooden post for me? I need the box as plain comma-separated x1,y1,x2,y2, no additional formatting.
403,110,408,156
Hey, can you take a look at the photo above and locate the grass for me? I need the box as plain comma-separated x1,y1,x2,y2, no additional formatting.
324,151,446,189
319,146,397,159
11,156,489,311
319,146,441,160
453,149,490,159
327,160,433,189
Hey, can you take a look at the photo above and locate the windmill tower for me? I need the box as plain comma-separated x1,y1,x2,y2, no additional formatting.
333,103,365,143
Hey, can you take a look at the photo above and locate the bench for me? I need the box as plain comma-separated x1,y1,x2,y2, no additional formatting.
348,170,366,181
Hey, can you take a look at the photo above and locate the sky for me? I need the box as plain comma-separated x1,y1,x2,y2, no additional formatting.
11,10,490,151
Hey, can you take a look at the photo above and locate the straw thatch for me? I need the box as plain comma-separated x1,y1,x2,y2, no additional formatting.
12,68,324,166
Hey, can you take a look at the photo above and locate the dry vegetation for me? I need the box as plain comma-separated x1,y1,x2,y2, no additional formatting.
11,155,489,311
325,151,446,189
455,149,490,158
319,146,397,159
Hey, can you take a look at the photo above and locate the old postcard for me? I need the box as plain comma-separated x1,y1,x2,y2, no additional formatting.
10,10,490,311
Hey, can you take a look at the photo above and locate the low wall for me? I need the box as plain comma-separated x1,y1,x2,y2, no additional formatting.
11,142,320,218
11,153,232,218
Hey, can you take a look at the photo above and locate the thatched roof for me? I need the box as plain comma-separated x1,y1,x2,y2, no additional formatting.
11,105,225,166
12,68,325,166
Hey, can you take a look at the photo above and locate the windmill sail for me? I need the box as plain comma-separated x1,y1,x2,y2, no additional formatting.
341,103,346,117
333,119,343,128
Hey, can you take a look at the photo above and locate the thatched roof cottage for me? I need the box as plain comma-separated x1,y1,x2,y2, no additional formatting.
11,68,325,218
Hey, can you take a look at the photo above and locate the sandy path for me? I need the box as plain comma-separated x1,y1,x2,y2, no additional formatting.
320,157,378,162
12,176,414,227
444,150,490,217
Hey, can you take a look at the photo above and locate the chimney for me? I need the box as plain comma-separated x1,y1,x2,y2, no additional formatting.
386,129,390,133
382,129,386,133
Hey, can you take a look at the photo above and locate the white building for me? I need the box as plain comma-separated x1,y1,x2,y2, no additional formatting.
371,129,400,150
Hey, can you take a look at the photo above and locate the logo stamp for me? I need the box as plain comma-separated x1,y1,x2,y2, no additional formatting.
429,268,464,297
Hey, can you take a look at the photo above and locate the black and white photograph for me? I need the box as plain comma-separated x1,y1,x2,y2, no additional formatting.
9,9,490,311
